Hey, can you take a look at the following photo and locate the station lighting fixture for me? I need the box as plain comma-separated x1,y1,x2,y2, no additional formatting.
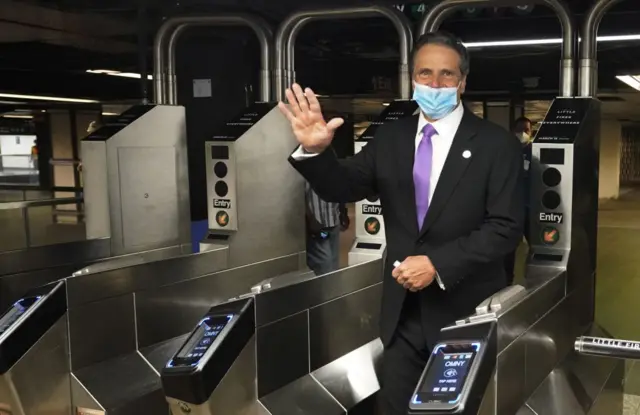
616,75,640,91
0,93,99,103
86,69,153,80
464,34,640,48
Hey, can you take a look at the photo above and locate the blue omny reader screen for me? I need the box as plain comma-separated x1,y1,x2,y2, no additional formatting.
0,296,41,336
170,314,233,367
414,342,480,404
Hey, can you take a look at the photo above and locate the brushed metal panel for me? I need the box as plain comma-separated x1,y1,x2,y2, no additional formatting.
476,369,496,415
526,369,587,415
523,294,575,396
588,359,624,415
497,269,565,351
118,146,179,251
66,247,228,307
0,237,110,276
139,334,189,373
308,284,382,371
2,317,71,415
311,339,382,411
257,311,309,397
260,375,345,415
255,259,382,327
82,140,110,240
0,263,81,310
0,207,26,252
71,373,104,413
223,107,306,268
496,335,526,414
135,254,299,348
69,294,136,369
73,352,166,414
168,336,263,415
106,106,190,256
515,404,537,415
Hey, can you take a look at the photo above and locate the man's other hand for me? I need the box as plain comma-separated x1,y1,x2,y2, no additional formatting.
277,83,344,154
392,256,437,292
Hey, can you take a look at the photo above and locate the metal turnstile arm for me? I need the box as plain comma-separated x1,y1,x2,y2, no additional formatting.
575,336,640,360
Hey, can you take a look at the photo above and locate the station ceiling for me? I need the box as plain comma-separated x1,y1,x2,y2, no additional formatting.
1,0,639,119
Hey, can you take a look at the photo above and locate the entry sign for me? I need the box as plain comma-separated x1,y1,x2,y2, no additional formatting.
539,212,563,224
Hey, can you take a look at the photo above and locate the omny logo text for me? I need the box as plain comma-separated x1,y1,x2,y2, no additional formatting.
213,199,231,209
539,212,563,224
362,204,382,215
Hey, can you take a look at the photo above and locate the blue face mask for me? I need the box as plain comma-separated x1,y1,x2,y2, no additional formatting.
412,82,459,120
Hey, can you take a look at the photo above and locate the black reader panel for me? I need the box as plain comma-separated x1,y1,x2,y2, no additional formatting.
411,341,482,411
409,321,496,414
162,297,255,405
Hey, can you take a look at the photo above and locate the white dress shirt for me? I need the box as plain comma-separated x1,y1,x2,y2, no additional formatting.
291,103,465,290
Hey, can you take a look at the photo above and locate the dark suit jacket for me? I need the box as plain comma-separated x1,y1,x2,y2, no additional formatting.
289,107,525,348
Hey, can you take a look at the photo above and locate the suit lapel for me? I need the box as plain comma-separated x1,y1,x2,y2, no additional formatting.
395,115,421,236
419,109,479,237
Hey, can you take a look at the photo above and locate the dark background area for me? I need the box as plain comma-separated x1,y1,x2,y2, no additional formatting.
1,0,639,101
1,0,639,220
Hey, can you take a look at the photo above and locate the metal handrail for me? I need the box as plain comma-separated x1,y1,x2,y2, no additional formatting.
0,196,84,250
274,5,413,101
417,0,576,98
578,0,624,97
153,14,273,104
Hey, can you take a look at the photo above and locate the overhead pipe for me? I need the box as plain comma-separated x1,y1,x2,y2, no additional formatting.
418,0,576,97
153,14,273,105
275,6,413,102
579,0,623,97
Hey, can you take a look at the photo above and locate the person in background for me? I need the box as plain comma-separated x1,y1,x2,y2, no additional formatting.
280,31,524,414
305,184,348,275
30,139,38,170
504,116,532,285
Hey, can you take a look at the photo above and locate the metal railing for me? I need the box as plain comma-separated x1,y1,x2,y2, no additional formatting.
0,195,85,251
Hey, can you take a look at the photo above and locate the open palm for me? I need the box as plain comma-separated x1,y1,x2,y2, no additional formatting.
278,83,344,153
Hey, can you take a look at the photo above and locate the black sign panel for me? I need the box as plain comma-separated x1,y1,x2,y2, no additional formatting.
212,102,275,142
84,105,155,141
535,99,593,144
358,100,418,141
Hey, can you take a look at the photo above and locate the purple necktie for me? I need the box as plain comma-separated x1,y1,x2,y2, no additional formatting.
414,124,437,229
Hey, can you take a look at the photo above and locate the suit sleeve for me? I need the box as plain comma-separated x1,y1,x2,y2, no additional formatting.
288,132,379,204
425,135,525,288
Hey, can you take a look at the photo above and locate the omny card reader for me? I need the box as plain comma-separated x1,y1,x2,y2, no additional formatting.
161,297,255,407
409,321,496,414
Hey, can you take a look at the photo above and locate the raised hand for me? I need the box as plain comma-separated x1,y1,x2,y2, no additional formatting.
277,83,344,153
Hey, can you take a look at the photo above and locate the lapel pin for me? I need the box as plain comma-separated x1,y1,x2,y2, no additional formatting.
462,150,472,159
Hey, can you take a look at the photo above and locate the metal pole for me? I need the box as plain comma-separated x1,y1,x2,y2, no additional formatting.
418,0,576,97
275,6,413,102
153,14,273,105
579,0,623,97
137,1,149,103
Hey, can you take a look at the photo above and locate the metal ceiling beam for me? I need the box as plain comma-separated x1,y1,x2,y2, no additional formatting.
0,0,136,36
0,21,136,53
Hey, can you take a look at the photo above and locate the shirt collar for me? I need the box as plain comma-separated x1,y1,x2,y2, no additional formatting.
417,102,464,138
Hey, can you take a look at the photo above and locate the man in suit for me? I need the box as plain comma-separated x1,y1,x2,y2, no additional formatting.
278,31,524,415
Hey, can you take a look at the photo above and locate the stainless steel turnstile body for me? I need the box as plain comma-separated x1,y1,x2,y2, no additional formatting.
163,258,384,415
